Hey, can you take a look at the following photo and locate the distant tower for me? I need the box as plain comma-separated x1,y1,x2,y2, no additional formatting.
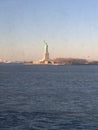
44,41,49,61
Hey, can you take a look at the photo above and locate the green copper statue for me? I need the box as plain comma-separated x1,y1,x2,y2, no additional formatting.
44,41,48,53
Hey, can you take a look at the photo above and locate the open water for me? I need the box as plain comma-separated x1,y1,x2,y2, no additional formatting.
0,64,98,130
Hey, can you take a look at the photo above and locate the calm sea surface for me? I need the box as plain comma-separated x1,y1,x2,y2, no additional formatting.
0,64,98,130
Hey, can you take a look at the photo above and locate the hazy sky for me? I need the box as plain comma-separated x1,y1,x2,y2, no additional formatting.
0,0,98,61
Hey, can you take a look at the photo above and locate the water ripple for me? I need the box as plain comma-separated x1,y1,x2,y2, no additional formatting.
0,111,98,130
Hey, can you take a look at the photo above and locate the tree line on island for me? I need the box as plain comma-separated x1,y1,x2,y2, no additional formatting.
53,58,98,65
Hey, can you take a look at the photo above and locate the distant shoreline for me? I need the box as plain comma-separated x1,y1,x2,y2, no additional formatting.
0,63,98,66
1,57,98,65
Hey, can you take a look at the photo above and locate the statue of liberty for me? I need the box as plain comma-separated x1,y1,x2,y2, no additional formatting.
43,41,49,61
44,41,48,53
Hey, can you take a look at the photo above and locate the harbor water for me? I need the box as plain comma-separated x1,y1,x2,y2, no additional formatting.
0,64,98,130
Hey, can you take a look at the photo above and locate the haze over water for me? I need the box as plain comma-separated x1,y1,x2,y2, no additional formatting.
0,64,98,129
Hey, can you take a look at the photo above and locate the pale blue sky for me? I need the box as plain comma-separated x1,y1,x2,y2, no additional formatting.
0,0,98,61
